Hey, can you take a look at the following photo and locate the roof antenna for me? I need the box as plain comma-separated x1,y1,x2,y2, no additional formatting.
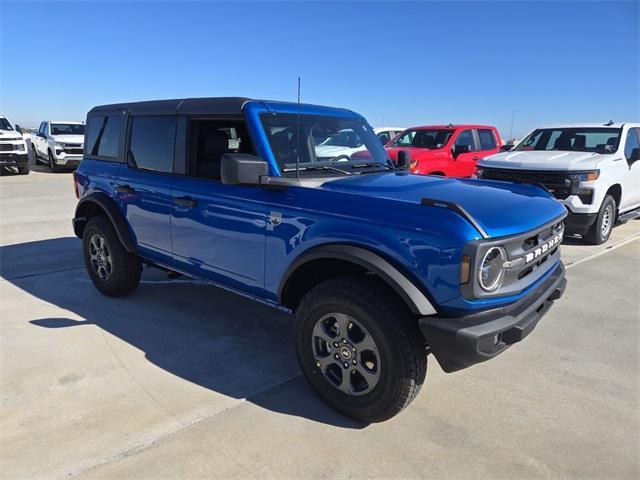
605,120,614,126
296,77,301,179
509,107,516,141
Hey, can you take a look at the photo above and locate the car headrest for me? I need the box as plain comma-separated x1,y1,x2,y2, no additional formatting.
573,135,586,149
203,131,229,161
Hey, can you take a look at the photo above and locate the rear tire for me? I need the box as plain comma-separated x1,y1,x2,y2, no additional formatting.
82,216,141,297
585,195,616,245
294,275,427,423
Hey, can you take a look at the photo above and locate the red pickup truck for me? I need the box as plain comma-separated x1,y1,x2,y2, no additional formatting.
385,124,503,177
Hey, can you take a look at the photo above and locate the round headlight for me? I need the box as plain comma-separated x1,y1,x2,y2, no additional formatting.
478,246,506,292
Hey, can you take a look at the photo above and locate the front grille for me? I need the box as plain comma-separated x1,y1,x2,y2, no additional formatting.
0,144,18,152
481,168,572,199
462,217,565,300
64,146,83,155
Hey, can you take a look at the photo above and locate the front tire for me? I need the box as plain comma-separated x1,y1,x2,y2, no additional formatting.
48,150,60,172
17,163,30,175
82,216,141,297
32,145,39,164
294,275,427,423
585,194,616,245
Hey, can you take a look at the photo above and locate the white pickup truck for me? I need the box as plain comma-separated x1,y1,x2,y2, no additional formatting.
0,115,29,175
32,120,85,172
477,122,640,244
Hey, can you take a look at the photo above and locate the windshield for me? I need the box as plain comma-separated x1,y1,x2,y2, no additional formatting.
0,118,14,131
261,113,389,176
390,129,454,149
514,128,622,154
51,123,85,136
323,130,364,148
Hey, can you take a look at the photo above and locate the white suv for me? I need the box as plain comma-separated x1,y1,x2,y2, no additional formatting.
0,115,29,175
32,120,85,172
477,123,640,244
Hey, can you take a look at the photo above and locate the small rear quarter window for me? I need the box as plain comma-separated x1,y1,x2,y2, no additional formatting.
85,115,122,158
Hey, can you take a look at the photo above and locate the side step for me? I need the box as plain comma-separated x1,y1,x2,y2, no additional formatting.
618,207,640,223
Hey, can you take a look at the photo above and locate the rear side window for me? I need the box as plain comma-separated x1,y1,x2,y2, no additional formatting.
86,115,122,158
477,129,497,150
129,116,177,173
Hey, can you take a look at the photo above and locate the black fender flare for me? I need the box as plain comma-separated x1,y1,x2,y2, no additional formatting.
278,244,437,316
73,192,137,253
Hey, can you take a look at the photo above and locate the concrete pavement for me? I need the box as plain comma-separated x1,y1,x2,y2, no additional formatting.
1,169,639,479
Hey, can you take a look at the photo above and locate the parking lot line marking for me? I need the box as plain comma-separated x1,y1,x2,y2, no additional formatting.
565,234,640,270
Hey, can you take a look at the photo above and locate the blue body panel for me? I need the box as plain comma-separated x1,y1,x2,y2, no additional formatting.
75,100,567,317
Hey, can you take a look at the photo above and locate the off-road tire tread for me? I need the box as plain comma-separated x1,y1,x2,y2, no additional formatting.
83,216,141,297
295,275,427,423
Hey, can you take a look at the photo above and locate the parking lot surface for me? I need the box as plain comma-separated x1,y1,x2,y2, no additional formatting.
1,168,639,479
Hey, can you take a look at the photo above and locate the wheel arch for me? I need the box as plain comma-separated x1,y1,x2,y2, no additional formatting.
278,244,437,316
73,192,137,253
605,184,622,212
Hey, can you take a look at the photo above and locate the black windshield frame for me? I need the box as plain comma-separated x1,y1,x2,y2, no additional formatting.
51,123,86,136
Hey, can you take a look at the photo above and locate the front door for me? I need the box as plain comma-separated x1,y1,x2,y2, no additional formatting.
451,129,478,177
621,127,640,210
170,119,268,298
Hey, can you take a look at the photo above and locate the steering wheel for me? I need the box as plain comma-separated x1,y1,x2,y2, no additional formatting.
330,155,352,163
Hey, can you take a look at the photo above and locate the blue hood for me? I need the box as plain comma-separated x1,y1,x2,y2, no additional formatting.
319,173,567,238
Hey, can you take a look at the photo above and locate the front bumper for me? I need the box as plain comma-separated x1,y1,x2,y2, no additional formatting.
419,262,566,373
564,211,597,235
0,152,29,167
53,153,82,167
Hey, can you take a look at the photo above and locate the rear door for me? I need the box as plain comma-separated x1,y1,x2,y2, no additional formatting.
476,128,500,158
116,115,176,265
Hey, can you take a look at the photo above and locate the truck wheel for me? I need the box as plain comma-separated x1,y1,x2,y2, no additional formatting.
82,216,141,297
585,195,616,245
17,163,30,175
48,150,60,173
32,145,39,164
294,275,427,423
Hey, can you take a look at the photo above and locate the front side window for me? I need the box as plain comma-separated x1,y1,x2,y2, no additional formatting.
51,123,85,136
514,128,622,154
129,116,177,173
477,129,497,150
624,128,640,161
454,130,475,150
261,113,389,176
86,115,122,158
391,129,454,149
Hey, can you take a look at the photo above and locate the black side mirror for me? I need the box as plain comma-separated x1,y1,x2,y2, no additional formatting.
499,144,513,152
452,144,470,158
221,153,269,185
14,124,22,134
629,147,640,163
396,150,411,170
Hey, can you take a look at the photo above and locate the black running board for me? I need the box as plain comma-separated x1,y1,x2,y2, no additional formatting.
619,207,640,223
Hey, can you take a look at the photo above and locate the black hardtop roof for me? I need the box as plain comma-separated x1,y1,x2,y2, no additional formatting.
88,97,254,116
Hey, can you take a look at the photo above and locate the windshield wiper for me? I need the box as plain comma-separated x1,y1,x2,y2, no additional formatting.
350,162,393,170
283,165,352,175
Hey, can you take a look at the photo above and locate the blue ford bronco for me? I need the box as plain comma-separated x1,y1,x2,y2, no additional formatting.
73,98,567,422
